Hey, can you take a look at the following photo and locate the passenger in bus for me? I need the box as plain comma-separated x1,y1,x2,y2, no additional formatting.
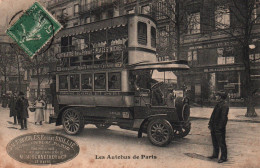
151,82,164,106
82,78,92,90
134,71,153,91
108,75,118,89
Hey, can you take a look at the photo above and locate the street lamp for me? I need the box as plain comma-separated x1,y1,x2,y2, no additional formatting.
249,44,256,49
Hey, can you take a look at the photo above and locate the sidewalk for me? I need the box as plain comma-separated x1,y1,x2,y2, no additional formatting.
190,107,260,123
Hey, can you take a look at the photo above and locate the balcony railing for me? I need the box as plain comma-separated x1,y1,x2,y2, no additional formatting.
47,0,71,8
80,0,118,13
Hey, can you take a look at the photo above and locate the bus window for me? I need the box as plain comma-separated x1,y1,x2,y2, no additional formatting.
82,74,93,90
108,72,121,91
138,22,147,45
59,75,68,90
70,74,80,90
70,57,80,66
61,58,69,67
94,73,106,91
82,55,93,65
151,26,156,48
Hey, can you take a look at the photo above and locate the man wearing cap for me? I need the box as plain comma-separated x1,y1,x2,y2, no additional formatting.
15,92,29,130
208,91,229,163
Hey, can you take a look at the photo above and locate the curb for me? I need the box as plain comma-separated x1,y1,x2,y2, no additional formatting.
190,117,260,123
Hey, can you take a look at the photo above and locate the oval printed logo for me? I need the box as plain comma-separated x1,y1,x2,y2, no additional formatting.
6,133,79,165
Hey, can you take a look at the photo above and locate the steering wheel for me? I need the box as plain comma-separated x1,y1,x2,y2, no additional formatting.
151,81,164,90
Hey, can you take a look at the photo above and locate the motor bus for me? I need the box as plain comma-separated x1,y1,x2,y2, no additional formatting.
49,14,191,147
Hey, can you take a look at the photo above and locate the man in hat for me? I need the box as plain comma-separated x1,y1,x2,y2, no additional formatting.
9,92,18,125
15,92,29,130
208,91,229,163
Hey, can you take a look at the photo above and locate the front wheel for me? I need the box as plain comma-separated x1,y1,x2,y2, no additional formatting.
62,108,84,135
147,119,173,147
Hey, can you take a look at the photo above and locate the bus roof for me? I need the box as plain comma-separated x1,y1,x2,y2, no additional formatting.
127,60,190,71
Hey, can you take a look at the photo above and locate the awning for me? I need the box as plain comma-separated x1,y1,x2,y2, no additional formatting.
29,78,51,89
127,60,190,71
57,16,128,38
152,70,177,83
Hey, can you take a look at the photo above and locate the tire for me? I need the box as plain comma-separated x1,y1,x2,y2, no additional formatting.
95,123,111,129
173,121,191,138
182,103,190,121
62,108,84,135
147,119,173,147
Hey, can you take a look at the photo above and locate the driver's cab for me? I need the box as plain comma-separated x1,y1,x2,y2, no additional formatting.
131,70,164,107
129,60,189,108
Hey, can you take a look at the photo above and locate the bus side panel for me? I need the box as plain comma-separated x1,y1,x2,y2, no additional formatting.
80,107,134,120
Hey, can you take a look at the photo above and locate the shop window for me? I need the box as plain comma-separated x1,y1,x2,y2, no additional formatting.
151,26,156,48
108,72,121,91
215,6,230,29
138,22,147,45
94,73,106,91
187,12,200,34
59,75,68,90
81,74,93,90
70,74,80,90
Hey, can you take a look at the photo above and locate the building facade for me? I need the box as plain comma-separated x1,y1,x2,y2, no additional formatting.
45,0,260,106
178,0,260,105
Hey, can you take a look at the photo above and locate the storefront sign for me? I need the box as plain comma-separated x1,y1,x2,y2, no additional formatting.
204,66,243,72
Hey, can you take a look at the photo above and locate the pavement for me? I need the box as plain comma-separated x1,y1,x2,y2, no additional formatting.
190,107,260,123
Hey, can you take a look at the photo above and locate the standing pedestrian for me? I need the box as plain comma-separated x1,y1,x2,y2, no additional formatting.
15,92,29,130
34,96,45,125
9,92,18,125
208,91,229,163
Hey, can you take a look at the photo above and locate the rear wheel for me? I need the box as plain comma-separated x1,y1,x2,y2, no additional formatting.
95,123,111,129
147,119,173,147
62,108,84,135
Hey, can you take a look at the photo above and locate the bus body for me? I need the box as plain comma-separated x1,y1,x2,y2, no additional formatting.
50,14,191,147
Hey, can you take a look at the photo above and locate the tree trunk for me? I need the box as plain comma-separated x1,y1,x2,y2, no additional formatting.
36,55,41,98
243,45,257,117
16,54,21,92
4,67,7,94
175,0,181,60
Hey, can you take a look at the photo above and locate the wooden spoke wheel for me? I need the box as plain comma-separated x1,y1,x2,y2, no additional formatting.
62,108,84,135
173,121,191,138
95,123,111,129
147,119,173,147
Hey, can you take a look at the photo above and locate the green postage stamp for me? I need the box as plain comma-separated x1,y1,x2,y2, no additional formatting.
6,2,62,58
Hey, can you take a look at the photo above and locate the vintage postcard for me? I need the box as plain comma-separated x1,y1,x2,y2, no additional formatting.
0,0,260,168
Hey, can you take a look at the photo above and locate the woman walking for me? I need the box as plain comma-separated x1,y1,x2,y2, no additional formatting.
34,96,45,125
